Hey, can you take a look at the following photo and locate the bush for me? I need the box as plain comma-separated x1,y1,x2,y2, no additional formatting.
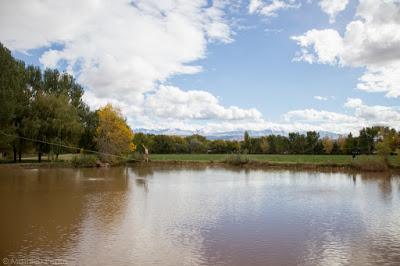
130,152,144,161
71,154,99,167
224,154,250,166
351,156,388,171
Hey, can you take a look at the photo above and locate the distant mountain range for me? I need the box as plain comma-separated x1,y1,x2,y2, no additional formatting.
135,128,340,140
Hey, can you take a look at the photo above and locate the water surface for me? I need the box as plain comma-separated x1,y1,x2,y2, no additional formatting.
1,166,400,265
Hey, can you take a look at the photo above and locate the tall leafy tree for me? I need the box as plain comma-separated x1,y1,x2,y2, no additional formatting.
78,108,99,151
305,131,320,154
29,93,82,161
358,127,379,154
0,43,31,162
0,43,18,155
322,137,334,154
289,133,307,154
96,104,135,162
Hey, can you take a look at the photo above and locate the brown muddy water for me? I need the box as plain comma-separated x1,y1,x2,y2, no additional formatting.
1,166,400,266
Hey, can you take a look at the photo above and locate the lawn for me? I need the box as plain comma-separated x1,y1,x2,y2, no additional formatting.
150,153,355,165
150,154,400,167
2,153,398,168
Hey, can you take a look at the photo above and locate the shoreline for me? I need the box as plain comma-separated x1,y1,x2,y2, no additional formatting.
130,160,400,174
1,159,399,174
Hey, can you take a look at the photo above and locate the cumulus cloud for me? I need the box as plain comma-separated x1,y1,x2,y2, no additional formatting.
319,0,349,23
292,0,400,98
344,98,400,127
292,29,343,64
248,0,300,17
344,98,363,108
282,99,400,134
284,109,358,124
314,96,328,101
144,85,263,121
0,0,233,120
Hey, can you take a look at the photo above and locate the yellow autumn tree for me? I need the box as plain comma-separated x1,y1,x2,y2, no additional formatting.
322,137,334,154
96,104,135,162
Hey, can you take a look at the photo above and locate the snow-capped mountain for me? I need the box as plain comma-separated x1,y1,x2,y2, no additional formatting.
135,128,340,140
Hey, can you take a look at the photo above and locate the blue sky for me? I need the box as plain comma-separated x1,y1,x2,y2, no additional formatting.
1,0,400,134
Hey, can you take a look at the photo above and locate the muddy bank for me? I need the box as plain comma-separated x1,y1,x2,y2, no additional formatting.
1,159,399,174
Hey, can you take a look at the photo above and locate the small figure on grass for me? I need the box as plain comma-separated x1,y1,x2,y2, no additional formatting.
352,148,360,160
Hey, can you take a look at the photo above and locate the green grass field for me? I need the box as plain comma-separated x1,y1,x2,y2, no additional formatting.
150,154,400,167
2,153,399,169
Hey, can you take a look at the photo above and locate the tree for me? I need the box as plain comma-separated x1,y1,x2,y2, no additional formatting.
226,140,240,153
96,104,135,162
322,137,334,154
331,141,341,154
133,132,155,153
344,133,356,154
79,108,99,151
0,43,32,162
242,131,251,153
209,140,228,153
29,93,82,161
358,127,379,154
0,43,17,157
267,135,289,154
305,131,320,154
259,137,269,153
376,128,397,161
337,135,346,154
288,133,307,154
186,135,208,154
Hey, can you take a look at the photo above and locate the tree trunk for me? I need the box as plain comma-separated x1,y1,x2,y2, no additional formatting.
38,152,42,163
18,148,22,163
13,145,17,163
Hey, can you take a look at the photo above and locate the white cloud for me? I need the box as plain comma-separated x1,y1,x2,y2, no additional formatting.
284,109,358,124
319,0,349,23
292,0,400,98
248,0,300,17
144,85,263,121
2,0,399,135
344,98,400,127
314,96,328,101
282,99,400,134
0,0,233,120
344,98,363,108
292,29,343,64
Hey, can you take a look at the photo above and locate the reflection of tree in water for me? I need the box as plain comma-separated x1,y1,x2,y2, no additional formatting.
359,171,393,202
0,167,130,261
135,177,149,192
130,165,154,178
352,173,357,185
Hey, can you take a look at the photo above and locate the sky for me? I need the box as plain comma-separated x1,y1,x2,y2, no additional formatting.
1,0,400,135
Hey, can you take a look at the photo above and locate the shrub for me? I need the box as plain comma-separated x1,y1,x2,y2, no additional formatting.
351,156,388,171
130,152,144,161
224,154,250,166
71,154,99,167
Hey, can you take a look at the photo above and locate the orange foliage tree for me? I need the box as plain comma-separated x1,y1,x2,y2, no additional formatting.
96,104,135,162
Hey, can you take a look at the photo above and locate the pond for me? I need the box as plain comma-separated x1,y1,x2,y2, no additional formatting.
1,166,400,265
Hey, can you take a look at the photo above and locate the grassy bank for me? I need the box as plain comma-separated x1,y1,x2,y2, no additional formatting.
2,153,399,171
149,154,400,169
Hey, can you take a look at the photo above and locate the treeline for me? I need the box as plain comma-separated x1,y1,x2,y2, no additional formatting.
133,128,400,156
0,43,134,163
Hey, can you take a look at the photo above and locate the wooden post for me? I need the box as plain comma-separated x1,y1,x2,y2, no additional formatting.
142,144,149,163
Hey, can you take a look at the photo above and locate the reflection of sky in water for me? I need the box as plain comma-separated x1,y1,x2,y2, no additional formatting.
0,166,400,265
